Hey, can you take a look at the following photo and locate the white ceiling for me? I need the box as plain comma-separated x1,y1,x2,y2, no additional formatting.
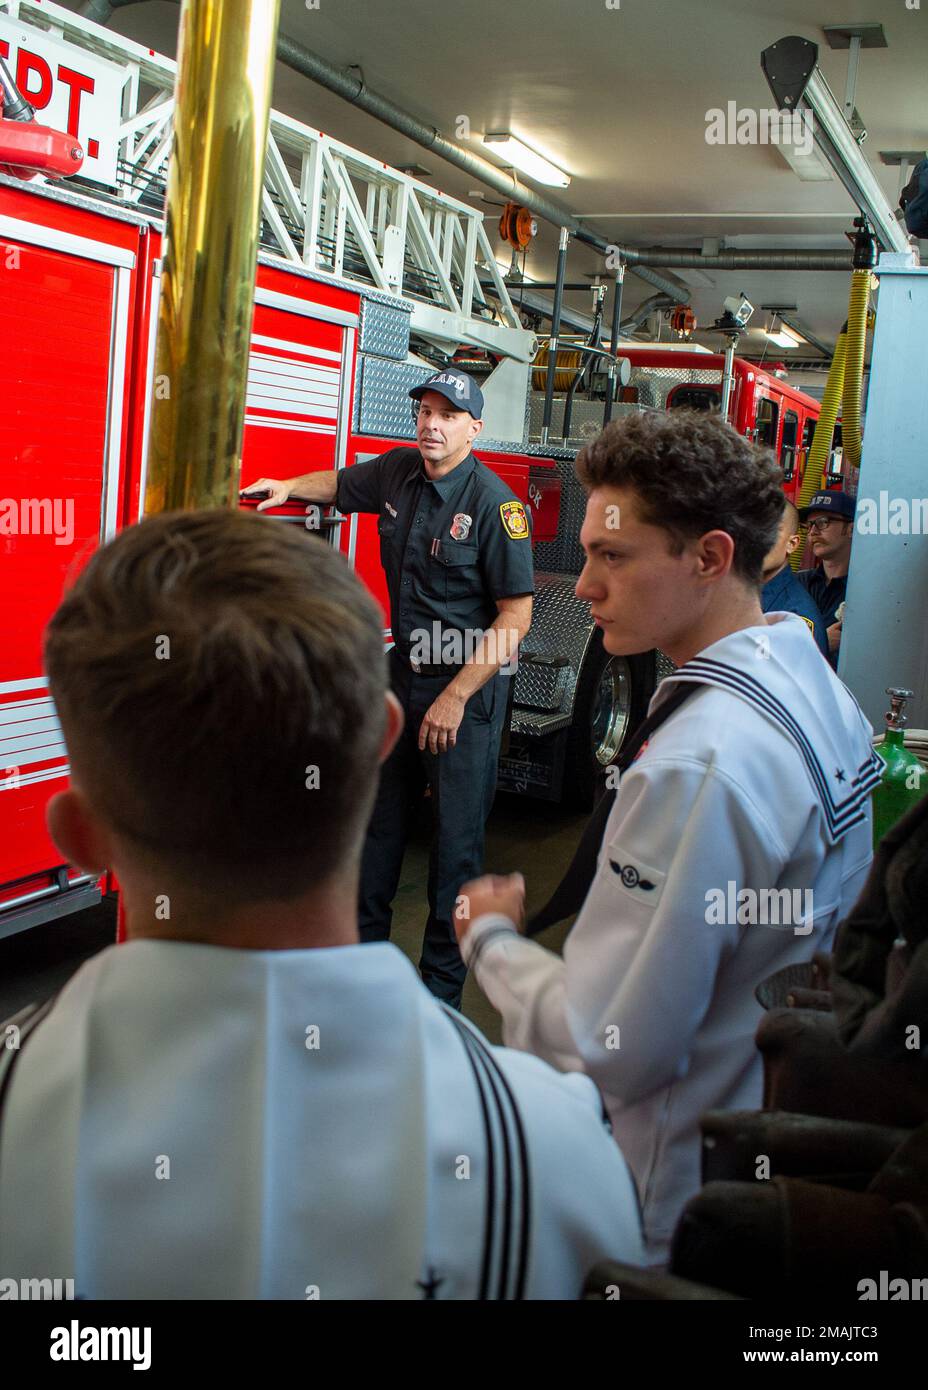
61,0,928,357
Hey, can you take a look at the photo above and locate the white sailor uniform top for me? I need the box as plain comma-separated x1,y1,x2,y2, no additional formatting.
462,615,881,1261
0,938,643,1298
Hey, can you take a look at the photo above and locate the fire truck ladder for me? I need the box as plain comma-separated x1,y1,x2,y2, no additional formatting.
1,0,532,362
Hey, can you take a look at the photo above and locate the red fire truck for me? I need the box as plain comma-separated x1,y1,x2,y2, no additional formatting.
0,0,824,938
617,346,826,503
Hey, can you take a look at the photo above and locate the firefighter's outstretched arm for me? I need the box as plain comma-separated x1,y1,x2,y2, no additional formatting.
241,471,338,511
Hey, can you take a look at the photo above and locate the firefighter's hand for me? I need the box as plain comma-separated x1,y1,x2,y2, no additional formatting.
826,619,842,655
419,690,465,754
454,874,526,945
241,477,291,512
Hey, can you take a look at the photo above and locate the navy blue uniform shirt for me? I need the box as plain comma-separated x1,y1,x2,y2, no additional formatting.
797,564,847,628
335,447,535,656
762,564,829,657
798,564,848,669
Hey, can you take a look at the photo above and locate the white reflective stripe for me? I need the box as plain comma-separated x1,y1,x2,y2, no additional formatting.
246,393,337,419
0,677,48,694
249,356,340,384
0,763,69,791
0,695,66,767
0,713,61,739
0,698,53,717
0,215,136,269
244,417,336,433
101,264,132,540
0,732,68,763
253,287,358,328
246,384,338,413
251,332,342,363
246,361,340,418
248,360,340,394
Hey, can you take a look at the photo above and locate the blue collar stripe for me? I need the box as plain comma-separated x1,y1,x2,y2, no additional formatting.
667,658,880,839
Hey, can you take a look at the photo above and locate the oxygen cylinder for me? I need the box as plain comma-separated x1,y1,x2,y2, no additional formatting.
872,688,928,847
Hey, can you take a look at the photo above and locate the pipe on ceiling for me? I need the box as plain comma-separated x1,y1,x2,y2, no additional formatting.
619,247,852,270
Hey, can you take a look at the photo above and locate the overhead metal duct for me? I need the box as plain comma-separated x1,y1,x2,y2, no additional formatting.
618,246,852,271
493,246,853,275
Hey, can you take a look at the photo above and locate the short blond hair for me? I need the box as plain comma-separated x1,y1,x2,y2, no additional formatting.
45,510,387,900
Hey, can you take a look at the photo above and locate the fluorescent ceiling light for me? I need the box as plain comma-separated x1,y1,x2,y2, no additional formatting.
483,133,570,187
764,318,804,348
776,140,834,182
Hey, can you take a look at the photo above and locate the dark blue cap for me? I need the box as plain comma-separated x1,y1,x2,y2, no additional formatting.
799,490,856,523
409,369,484,420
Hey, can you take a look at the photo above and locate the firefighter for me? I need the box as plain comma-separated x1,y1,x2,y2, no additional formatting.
797,490,856,670
243,370,534,1008
760,498,828,657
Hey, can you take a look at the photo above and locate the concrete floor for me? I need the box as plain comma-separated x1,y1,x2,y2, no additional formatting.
0,792,582,1040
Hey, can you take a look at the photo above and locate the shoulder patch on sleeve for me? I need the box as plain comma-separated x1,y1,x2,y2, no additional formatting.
499,499,529,539
601,838,666,908
800,615,815,635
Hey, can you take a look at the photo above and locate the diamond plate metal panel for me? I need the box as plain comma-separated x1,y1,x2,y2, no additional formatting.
513,660,569,712
358,358,433,438
513,573,598,722
531,455,588,577
628,365,722,410
358,298,412,360
528,395,644,445
510,708,573,737
655,650,677,683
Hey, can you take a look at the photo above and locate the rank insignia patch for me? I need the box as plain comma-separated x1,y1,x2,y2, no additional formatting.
450,512,472,540
500,500,529,539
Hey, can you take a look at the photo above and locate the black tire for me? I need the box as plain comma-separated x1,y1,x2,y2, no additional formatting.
562,636,656,811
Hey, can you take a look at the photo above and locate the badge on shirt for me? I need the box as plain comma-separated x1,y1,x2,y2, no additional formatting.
500,500,529,540
450,512,472,540
800,615,815,636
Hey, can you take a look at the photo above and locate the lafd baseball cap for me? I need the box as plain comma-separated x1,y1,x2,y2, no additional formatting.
798,490,856,523
409,369,484,420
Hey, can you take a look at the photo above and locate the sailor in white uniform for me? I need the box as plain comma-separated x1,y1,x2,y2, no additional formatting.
0,510,643,1299
455,412,879,1263
0,937,643,1299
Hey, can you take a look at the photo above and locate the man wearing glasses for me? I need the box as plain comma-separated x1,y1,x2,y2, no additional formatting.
797,491,856,670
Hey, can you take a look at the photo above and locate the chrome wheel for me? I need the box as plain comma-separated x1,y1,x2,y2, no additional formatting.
590,656,632,766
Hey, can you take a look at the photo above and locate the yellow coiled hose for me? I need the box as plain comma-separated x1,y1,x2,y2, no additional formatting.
842,270,872,472
531,344,586,394
790,328,847,571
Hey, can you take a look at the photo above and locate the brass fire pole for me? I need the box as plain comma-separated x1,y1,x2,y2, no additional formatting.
145,0,281,513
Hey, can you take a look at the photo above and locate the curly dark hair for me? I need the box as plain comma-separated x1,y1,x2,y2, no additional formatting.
575,410,785,584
